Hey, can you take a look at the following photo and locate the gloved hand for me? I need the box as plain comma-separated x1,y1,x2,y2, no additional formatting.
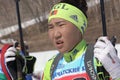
5,46,17,63
94,36,120,79
4,46,36,79
4,46,24,79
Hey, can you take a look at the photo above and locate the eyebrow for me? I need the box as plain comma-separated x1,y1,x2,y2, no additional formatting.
56,20,65,24
48,20,66,25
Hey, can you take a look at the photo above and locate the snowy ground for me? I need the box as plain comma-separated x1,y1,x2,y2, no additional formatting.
29,43,120,74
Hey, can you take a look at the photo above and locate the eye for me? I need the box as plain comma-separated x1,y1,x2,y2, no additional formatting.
48,24,54,30
58,23,65,27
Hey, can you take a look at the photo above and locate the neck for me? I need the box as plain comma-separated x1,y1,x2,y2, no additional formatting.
63,39,87,62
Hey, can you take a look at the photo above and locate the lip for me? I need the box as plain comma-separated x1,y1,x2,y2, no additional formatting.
55,40,64,49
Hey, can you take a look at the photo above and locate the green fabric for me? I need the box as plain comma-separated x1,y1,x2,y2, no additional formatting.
43,56,55,80
43,40,87,80
0,73,7,80
63,39,87,62
48,3,87,34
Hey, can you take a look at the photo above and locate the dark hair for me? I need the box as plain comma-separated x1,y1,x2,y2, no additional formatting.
60,0,88,17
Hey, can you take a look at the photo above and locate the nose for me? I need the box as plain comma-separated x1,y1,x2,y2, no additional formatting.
54,28,61,39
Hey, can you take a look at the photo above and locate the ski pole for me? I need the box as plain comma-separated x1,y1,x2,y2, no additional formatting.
98,1,109,80
100,0,107,36
99,0,116,80
100,0,116,43
15,0,26,55
15,0,25,79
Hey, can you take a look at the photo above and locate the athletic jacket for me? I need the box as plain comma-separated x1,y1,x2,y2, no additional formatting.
42,40,111,80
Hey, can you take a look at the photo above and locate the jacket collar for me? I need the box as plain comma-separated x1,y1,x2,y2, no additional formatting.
63,39,87,62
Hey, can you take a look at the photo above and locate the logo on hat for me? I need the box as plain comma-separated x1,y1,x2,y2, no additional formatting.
70,15,78,22
50,10,58,16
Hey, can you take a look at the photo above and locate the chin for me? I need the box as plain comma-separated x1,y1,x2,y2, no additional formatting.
58,49,68,54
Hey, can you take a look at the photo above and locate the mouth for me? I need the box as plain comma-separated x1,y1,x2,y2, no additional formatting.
55,40,64,49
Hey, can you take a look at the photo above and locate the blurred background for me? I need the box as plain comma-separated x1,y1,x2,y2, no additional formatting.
0,0,120,79
0,0,120,52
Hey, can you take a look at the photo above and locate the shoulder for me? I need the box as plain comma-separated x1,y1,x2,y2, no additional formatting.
44,54,57,72
43,53,61,80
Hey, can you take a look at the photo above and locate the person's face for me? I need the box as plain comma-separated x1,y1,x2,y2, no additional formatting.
48,18,82,53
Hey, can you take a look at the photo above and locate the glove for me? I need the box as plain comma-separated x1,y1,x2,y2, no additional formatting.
5,46,17,63
4,46,24,79
94,36,120,79
4,46,36,79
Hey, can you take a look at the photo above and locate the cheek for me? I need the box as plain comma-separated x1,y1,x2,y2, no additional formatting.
62,34,78,52
48,31,54,42
65,33,78,44
63,28,81,48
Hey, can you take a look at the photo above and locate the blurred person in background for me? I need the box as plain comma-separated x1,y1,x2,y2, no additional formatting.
0,39,36,80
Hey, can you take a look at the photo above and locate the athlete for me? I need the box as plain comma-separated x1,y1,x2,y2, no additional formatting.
42,0,120,80
0,41,36,80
